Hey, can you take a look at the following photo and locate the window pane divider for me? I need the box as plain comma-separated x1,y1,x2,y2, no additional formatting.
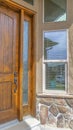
43,60,67,63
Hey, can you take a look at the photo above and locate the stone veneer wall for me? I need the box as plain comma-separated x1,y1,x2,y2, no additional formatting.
36,96,73,129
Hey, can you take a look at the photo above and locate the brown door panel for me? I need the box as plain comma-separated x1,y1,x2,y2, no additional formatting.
0,6,19,123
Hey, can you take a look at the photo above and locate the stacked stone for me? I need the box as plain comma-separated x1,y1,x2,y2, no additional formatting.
36,97,73,129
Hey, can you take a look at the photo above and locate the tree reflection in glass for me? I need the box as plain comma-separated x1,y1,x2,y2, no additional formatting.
44,30,67,60
45,63,65,90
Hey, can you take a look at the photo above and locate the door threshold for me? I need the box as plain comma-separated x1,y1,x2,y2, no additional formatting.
23,115,40,128
0,116,40,130
0,119,19,130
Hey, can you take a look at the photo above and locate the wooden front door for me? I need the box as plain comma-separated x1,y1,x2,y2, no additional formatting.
0,6,19,123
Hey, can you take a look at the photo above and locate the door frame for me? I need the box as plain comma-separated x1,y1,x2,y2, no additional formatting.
0,0,36,121
19,10,36,120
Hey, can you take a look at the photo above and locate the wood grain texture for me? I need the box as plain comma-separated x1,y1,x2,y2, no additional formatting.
0,0,36,15
0,13,13,73
0,0,36,123
23,13,36,117
0,6,19,123
17,9,24,121
0,82,12,111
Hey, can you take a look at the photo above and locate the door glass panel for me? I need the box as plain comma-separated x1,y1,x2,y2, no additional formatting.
44,0,67,22
23,0,33,5
23,21,29,104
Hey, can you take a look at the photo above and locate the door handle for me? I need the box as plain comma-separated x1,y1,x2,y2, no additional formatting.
14,71,18,93
14,77,18,93
14,78,17,84
14,72,18,77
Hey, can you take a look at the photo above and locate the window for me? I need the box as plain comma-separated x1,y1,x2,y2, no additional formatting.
44,0,67,22
23,0,33,5
43,30,68,92
23,21,29,104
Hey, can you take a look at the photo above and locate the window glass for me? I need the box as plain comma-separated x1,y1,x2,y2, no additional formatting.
43,30,67,92
23,21,29,104
23,0,33,5
44,0,66,22
44,30,67,60
45,63,65,90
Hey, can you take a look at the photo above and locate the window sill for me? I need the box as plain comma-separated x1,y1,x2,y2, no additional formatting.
36,93,73,99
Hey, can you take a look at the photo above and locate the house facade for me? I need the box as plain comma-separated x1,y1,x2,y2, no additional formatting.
0,0,73,129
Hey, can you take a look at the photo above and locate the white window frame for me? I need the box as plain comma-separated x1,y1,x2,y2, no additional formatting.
43,29,69,94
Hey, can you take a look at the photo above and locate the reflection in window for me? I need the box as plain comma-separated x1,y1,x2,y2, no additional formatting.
45,63,65,90
44,30,67,60
23,0,33,5
44,0,66,22
43,30,67,91
23,21,29,104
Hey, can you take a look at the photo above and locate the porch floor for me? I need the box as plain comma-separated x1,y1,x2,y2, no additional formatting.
0,116,71,130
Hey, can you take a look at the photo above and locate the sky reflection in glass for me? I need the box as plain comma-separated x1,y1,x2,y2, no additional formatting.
23,21,29,104
44,30,67,60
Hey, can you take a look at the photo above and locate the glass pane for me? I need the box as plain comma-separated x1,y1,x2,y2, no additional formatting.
23,0,33,5
45,63,65,90
23,21,29,104
44,0,66,22
44,30,67,60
